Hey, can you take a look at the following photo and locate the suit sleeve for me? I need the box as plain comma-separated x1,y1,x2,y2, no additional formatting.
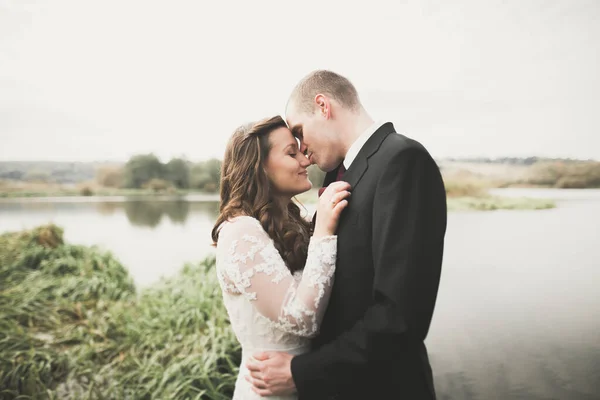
290,147,447,397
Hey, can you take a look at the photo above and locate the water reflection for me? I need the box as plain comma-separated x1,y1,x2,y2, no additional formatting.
98,200,193,227
0,198,221,288
0,198,220,229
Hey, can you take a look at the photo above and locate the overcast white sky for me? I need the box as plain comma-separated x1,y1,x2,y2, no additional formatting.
1,0,598,162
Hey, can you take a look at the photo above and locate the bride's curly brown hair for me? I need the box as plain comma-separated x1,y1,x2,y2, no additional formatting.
211,115,311,273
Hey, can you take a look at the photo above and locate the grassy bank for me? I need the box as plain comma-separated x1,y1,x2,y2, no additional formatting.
0,181,216,198
520,161,600,188
0,188,184,198
0,225,239,400
295,181,556,212
442,177,555,211
439,159,600,189
446,196,555,211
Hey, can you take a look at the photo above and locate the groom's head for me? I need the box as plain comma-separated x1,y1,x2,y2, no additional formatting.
285,70,361,172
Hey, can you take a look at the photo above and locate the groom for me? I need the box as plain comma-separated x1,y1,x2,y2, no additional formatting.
246,70,447,399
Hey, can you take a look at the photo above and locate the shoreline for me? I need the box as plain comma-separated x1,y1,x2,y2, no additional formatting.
0,188,217,199
0,192,220,203
0,189,560,211
296,189,557,211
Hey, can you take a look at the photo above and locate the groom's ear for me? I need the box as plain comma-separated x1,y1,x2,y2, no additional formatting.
314,94,329,118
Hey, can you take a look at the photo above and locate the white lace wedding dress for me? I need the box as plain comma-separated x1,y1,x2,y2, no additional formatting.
215,216,337,400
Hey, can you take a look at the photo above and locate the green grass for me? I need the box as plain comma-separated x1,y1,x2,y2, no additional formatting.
0,225,240,400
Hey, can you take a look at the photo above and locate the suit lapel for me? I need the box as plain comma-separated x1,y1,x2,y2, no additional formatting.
312,122,396,227
343,122,396,191
321,168,339,188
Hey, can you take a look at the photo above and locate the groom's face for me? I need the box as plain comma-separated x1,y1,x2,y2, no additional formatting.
286,106,338,173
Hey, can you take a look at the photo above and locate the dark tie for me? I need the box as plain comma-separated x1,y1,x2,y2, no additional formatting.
318,162,346,197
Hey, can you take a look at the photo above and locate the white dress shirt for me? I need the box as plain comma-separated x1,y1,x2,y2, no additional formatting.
343,120,387,170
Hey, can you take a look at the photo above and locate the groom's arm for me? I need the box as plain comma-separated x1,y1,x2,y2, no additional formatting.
290,147,447,397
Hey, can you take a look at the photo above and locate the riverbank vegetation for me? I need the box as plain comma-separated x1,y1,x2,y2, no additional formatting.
0,155,222,198
4,157,597,211
0,224,239,399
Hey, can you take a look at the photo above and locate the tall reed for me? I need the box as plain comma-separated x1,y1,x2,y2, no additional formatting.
1,224,240,399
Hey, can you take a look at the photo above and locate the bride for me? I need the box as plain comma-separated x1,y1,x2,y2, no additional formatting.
211,115,350,399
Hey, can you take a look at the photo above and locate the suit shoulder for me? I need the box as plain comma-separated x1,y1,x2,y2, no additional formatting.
377,132,432,161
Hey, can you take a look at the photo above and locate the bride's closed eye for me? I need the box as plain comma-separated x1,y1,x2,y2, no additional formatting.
288,142,299,158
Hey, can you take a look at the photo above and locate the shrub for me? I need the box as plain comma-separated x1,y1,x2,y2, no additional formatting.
0,225,239,399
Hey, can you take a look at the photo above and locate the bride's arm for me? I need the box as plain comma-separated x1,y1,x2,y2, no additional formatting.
217,216,336,337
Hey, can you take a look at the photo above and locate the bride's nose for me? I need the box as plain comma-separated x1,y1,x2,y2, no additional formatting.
299,153,310,167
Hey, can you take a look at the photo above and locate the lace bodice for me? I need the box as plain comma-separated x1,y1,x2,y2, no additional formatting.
215,216,337,400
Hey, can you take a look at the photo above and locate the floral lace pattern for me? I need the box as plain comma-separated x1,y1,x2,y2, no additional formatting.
216,216,337,338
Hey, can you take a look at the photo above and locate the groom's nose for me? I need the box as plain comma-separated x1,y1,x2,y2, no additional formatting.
299,142,308,155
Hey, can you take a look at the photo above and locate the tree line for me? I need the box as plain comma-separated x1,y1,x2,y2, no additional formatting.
96,154,222,192
97,154,327,192
0,157,328,193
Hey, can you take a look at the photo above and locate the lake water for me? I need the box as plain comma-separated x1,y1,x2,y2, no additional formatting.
0,195,221,287
1,189,599,399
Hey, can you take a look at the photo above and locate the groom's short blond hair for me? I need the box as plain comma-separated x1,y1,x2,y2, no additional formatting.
288,70,360,114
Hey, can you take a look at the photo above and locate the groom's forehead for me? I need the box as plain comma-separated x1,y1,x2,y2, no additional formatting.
285,108,302,127
284,114,294,128
289,123,303,139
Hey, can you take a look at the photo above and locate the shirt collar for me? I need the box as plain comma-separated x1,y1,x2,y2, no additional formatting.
343,120,386,170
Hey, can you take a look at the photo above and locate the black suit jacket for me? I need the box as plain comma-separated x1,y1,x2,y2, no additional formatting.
291,123,447,399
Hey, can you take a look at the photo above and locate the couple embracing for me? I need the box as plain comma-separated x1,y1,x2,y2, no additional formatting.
211,70,447,399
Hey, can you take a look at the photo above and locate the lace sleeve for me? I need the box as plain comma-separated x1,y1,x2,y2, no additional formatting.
217,216,337,337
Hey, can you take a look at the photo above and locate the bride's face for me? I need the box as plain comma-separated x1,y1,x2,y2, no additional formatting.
263,127,312,197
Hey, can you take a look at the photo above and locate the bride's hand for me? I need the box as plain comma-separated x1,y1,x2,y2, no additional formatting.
313,181,351,237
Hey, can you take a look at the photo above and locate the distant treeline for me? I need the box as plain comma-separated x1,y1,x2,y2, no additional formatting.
0,156,222,192
103,155,222,192
0,161,101,183
2,156,598,192
439,156,597,165
0,156,327,193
